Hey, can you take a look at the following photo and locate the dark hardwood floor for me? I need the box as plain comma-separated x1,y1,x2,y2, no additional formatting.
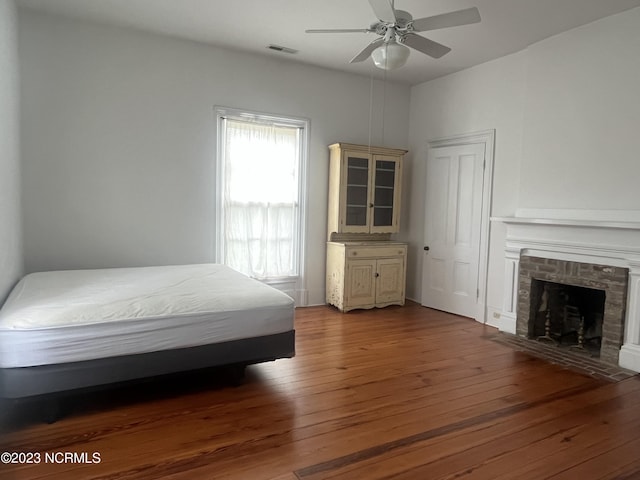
2,302,640,480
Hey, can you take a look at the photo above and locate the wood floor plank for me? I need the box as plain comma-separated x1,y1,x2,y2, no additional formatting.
1,303,639,480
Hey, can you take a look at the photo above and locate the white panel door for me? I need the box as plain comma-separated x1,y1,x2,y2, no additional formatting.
421,143,485,318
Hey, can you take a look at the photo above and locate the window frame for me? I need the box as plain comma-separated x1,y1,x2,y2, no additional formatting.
214,106,309,303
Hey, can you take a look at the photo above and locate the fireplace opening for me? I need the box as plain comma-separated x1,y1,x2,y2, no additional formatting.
529,279,606,357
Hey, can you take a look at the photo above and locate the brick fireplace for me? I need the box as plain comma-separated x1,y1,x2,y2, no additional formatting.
492,210,640,373
516,256,628,365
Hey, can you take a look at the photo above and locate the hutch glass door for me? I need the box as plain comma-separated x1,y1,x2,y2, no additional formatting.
345,156,370,227
372,158,396,227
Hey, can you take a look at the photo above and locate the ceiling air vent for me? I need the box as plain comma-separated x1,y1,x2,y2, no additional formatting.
267,44,298,54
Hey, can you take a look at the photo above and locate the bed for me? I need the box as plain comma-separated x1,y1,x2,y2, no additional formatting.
0,264,295,402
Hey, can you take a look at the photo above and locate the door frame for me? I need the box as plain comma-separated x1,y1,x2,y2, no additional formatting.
426,129,495,323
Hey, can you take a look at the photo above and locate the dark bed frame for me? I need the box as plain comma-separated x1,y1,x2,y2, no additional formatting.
0,330,295,420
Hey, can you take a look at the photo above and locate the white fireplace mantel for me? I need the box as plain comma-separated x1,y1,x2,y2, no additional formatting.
491,210,640,372
493,216,640,230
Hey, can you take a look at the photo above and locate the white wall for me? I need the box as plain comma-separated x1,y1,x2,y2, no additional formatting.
0,0,23,303
407,7,640,320
520,7,640,210
18,10,411,306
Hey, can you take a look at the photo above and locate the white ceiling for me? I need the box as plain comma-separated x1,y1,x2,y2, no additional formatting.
16,0,640,85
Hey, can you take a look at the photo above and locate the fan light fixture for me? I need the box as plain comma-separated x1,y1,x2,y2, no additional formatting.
371,40,410,70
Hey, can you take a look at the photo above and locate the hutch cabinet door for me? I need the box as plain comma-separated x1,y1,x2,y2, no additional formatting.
341,152,372,233
345,259,376,307
370,155,402,234
375,257,405,304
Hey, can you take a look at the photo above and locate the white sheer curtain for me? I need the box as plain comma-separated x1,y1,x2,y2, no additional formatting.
221,118,300,279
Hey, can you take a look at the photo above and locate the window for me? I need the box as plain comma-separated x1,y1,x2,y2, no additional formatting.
215,107,308,296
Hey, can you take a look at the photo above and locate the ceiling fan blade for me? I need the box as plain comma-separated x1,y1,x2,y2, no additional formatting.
403,33,451,59
350,38,384,63
411,7,481,32
368,0,396,23
305,28,372,33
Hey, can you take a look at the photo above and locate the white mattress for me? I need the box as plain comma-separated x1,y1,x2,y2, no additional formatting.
0,264,294,368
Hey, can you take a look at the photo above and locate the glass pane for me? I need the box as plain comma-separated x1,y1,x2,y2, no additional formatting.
373,160,395,226
347,185,367,206
346,206,367,226
347,157,369,186
374,208,393,227
375,160,396,185
374,186,394,207
346,156,369,226
348,157,369,169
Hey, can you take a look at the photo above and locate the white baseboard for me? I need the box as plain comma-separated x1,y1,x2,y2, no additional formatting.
487,310,516,334
619,344,640,373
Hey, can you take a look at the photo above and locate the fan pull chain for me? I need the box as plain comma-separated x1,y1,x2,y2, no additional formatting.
368,74,374,154
381,67,387,146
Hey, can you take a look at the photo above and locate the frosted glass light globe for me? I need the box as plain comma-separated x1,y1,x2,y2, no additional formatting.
371,41,410,70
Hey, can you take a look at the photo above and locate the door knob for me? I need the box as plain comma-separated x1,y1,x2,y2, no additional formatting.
424,246,430,251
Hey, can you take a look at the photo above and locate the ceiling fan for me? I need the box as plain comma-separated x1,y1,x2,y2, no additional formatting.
305,0,481,70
